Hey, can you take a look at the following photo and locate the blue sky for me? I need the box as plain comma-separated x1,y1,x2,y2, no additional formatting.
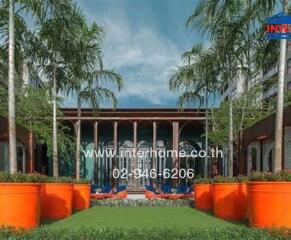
64,0,204,108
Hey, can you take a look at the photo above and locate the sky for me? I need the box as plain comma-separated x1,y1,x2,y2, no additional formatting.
64,0,204,108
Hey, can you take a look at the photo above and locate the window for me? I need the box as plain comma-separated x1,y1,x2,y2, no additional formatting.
287,58,291,75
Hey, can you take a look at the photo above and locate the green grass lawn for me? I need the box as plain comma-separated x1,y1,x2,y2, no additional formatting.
42,206,245,232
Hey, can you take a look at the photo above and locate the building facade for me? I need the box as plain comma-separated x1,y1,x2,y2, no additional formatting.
61,108,209,189
221,41,291,102
240,106,291,175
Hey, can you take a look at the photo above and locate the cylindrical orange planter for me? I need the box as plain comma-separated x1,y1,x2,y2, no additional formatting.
194,184,213,211
248,182,291,228
41,183,73,220
73,184,90,210
213,183,247,220
0,183,41,229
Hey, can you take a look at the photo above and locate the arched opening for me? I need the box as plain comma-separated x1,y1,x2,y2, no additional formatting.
250,147,257,172
102,140,114,185
247,142,261,174
179,140,202,186
156,140,167,187
0,142,26,173
136,140,150,188
263,141,274,172
119,140,134,187
268,149,273,172
17,144,26,173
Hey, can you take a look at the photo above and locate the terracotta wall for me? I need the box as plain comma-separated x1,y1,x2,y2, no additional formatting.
0,117,34,173
239,107,291,174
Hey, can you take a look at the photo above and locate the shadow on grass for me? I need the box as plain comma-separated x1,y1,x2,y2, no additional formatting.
40,210,80,226
193,208,248,227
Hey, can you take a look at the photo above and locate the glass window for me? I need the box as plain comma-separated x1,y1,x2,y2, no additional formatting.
287,58,291,75
0,142,9,171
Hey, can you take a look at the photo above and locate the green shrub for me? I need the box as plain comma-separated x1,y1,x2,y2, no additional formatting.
0,172,74,183
194,177,212,184
249,171,291,182
0,172,46,183
91,199,193,207
0,226,289,240
73,178,90,184
40,176,73,183
212,175,248,183
236,175,249,183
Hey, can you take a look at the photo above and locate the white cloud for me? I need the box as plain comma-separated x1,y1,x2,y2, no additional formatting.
88,15,182,107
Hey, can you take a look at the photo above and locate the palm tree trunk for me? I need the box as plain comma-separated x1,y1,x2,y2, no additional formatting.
75,95,81,180
204,90,209,177
8,0,17,174
52,64,58,177
274,4,287,173
228,79,233,177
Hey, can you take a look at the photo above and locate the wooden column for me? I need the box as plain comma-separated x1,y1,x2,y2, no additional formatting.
152,121,157,172
113,121,118,185
133,121,137,188
93,121,98,185
113,121,118,153
172,121,179,169
28,130,34,173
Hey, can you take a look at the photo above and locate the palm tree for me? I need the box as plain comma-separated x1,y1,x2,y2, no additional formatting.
34,2,73,177
169,44,219,177
274,0,288,173
186,0,282,176
1,0,53,173
8,0,17,173
59,7,123,179
188,0,289,174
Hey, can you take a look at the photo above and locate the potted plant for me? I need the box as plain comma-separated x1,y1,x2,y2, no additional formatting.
193,177,213,211
41,176,73,220
0,172,42,229
72,179,91,210
212,175,248,220
248,171,291,228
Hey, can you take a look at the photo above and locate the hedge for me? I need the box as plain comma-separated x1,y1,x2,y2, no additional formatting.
90,199,193,207
0,226,289,240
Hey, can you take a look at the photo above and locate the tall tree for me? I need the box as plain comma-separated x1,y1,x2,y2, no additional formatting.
64,14,123,179
169,44,220,177
186,0,280,175
8,0,16,173
34,1,73,177
274,0,288,173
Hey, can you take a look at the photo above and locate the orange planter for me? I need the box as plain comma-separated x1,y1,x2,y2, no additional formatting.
0,183,41,229
248,182,291,228
73,184,90,210
213,183,247,220
194,184,213,211
41,183,73,220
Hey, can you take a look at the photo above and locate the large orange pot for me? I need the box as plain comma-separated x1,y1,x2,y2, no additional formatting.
248,182,291,228
213,183,247,220
194,184,213,211
73,184,90,210
0,183,41,229
41,183,73,220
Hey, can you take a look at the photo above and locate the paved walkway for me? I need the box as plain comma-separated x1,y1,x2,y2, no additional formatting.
127,194,146,200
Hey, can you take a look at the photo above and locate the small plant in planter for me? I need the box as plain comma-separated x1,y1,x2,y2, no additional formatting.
40,176,74,220
0,172,43,229
193,177,212,184
212,175,248,221
72,179,91,211
248,171,291,229
193,177,213,211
